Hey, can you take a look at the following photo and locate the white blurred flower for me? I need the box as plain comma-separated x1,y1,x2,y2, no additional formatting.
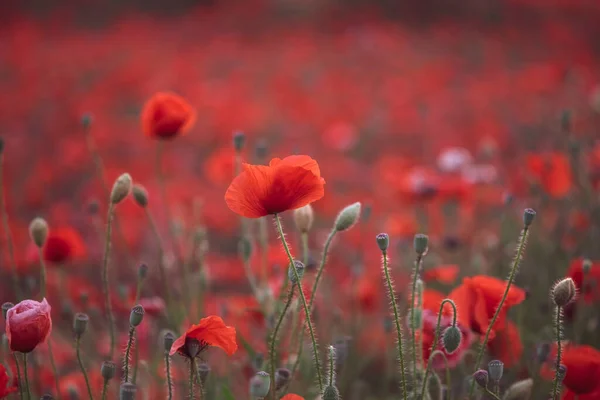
437,147,473,173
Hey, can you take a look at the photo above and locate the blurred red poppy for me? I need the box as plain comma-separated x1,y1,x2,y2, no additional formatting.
39,227,87,265
0,364,18,398
141,92,196,139
526,152,572,198
541,344,600,396
281,395,304,400
423,265,460,285
487,320,523,368
225,155,325,218
170,315,237,357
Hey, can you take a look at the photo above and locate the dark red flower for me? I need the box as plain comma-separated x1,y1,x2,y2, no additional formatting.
41,227,86,265
0,364,18,398
141,92,196,139
225,155,325,218
170,316,237,357
6,298,52,353
541,344,600,396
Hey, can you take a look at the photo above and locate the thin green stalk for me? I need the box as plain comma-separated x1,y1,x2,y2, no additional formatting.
381,250,408,400
429,350,451,400
76,337,94,400
410,255,423,385
274,214,323,391
420,300,457,399
22,354,31,400
269,287,295,400
552,306,563,400
194,359,205,399
124,327,135,383
484,387,501,400
301,232,309,266
189,359,195,400
13,353,23,400
469,226,529,398
259,217,269,284
132,331,139,384
0,153,21,300
101,202,116,360
165,352,173,400
328,346,335,387
47,340,61,400
101,380,108,400
308,230,336,311
37,249,47,299
145,210,173,315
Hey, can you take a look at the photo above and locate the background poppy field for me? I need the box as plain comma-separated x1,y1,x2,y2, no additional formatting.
1,0,600,399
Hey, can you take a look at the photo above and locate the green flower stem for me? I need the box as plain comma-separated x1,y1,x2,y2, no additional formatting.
381,249,408,400
410,255,423,383
269,286,295,400
552,306,563,400
101,379,108,400
47,340,61,400
301,232,309,266
484,387,501,400
328,346,334,387
13,353,23,400
165,352,173,400
144,210,174,318
22,354,31,400
101,202,116,360
308,230,336,312
469,226,529,398
132,331,139,384
420,300,457,399
274,214,323,391
189,359,195,400
0,153,21,300
75,337,94,400
124,326,135,382
37,249,47,299
429,350,452,400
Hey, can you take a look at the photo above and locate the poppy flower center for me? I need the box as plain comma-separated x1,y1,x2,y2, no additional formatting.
184,338,209,358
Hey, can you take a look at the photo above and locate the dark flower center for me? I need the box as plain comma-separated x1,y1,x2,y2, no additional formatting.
183,338,209,358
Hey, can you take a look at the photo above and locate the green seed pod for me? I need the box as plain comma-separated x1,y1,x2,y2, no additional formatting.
249,371,270,398
414,234,429,255
73,313,89,337
287,260,305,284
101,361,116,381
376,233,389,252
487,359,504,382
523,208,536,227
119,382,137,400
129,305,145,327
162,331,175,353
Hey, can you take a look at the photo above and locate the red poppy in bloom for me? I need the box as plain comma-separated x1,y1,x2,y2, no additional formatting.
281,395,304,400
225,155,325,218
0,364,18,398
41,227,86,264
141,92,196,139
6,298,52,353
422,265,460,285
170,316,237,357
486,320,523,368
541,345,600,396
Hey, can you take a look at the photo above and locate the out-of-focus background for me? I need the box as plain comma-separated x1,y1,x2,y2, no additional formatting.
1,0,600,398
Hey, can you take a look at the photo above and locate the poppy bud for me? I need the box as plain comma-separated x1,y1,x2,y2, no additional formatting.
73,313,89,337
6,299,52,353
2,302,14,320
132,185,148,208
119,382,137,400
442,326,462,354
233,131,246,152
582,259,592,275
503,378,533,400
410,309,422,330
40,394,54,400
110,173,132,205
81,113,93,129
162,330,175,352
293,204,314,233
414,234,429,255
29,217,49,248
376,233,389,252
275,368,291,390
488,360,504,382
129,305,145,327
334,202,361,232
249,371,271,398
101,360,116,381
473,369,489,389
288,260,306,284
322,385,340,400
197,362,211,385
523,208,536,227
238,238,252,262
138,263,148,280
552,278,576,307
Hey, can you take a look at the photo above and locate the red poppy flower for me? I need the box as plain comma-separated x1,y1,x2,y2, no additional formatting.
0,364,18,398
225,155,325,218
421,308,474,369
423,265,460,285
40,227,86,265
541,345,600,396
170,316,237,357
567,258,600,304
487,320,523,368
281,395,304,400
141,92,196,139
526,152,572,198
5,298,52,353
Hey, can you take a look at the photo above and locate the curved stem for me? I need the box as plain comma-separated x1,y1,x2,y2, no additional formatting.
101,203,116,360
411,255,423,384
124,327,135,383
382,251,408,400
165,353,173,400
76,337,94,400
308,230,336,312
13,353,23,400
484,387,501,400
269,287,295,400
47,339,61,400
274,214,323,391
22,354,31,400
552,306,563,400
428,350,452,400
420,300,456,399
0,154,21,300
468,226,529,398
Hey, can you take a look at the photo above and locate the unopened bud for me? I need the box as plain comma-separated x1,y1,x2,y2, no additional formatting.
249,371,271,398
119,382,137,400
442,326,462,354
275,368,291,390
110,173,132,205
287,260,305,284
552,278,577,307
376,233,389,252
73,313,89,337
162,331,175,353
473,369,489,388
322,385,340,400
582,259,592,275
2,302,14,320
334,202,361,232
503,378,533,400
238,238,252,262
129,305,145,327
132,185,148,208
233,131,246,152
197,362,211,385
138,263,148,280
40,394,54,400
414,234,429,255
101,361,116,381
487,360,504,382
29,218,49,248
410,309,422,330
293,204,314,233
523,208,536,227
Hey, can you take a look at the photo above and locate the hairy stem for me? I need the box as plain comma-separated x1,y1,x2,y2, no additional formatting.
75,337,94,399
101,203,116,360
189,359,195,400
552,306,563,400
269,287,295,400
124,326,135,383
101,380,108,400
165,352,173,400
308,230,336,312
411,255,423,385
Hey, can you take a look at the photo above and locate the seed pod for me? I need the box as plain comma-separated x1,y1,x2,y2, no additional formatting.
287,260,305,284
110,173,132,205
442,326,462,354
197,362,211,385
414,234,429,255
119,382,137,400
129,305,145,327
488,360,504,382
376,233,389,252
73,313,89,337
29,217,49,248
101,361,116,381
473,369,489,389
249,371,270,398
162,331,175,353
523,208,536,227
